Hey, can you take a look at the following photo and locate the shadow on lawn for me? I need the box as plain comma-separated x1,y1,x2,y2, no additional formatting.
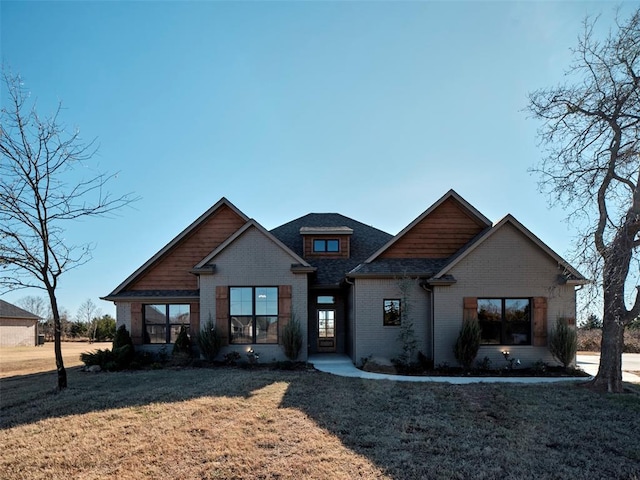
0,365,286,430
278,372,640,479
2,365,640,479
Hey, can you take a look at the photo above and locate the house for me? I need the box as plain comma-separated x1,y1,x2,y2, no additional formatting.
102,190,586,367
0,299,40,347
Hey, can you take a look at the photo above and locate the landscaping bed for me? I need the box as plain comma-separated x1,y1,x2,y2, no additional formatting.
360,357,591,378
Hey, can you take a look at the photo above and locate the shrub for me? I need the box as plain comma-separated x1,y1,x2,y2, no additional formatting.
172,326,191,356
577,328,601,351
223,351,241,366
112,325,134,366
454,318,481,369
549,318,577,368
196,317,222,361
80,348,113,367
282,316,303,361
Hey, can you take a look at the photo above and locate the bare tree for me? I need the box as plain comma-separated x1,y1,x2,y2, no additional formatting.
0,71,137,390
528,9,640,393
16,295,48,319
76,298,101,342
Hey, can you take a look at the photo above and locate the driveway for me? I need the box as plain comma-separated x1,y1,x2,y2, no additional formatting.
576,352,640,383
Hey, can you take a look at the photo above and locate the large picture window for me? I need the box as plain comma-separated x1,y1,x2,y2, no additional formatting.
230,287,278,344
477,298,531,345
144,304,190,344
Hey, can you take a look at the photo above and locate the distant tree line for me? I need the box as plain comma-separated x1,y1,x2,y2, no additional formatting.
17,296,116,342
581,313,640,331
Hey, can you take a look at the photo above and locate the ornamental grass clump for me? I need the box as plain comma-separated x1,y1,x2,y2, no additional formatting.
282,316,303,361
549,318,577,369
196,317,222,362
454,318,481,369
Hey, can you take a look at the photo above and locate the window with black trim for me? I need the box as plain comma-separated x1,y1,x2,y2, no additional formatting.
144,304,190,344
477,298,531,345
383,299,401,326
317,295,335,304
313,239,339,253
230,287,278,344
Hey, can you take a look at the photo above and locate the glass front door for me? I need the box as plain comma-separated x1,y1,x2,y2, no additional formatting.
317,309,336,352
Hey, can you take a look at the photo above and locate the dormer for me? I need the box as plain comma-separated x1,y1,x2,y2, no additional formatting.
300,226,353,259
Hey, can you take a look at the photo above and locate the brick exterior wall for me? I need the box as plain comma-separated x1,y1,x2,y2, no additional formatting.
199,226,309,362
352,277,431,364
433,222,577,367
116,302,132,332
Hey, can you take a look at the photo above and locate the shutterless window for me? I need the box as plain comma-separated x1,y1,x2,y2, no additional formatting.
313,239,339,252
383,299,401,326
317,295,335,304
477,298,531,345
144,304,190,344
230,287,278,344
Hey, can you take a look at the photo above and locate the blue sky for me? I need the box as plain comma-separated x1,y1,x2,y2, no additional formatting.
1,1,632,320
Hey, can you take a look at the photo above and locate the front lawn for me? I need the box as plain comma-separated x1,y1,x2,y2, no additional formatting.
1,366,639,479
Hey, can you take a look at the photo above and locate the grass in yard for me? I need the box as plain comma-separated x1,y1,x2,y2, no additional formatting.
1,364,639,480
0,342,112,378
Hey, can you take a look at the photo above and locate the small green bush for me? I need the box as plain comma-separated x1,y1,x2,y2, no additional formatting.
454,318,481,369
549,318,577,368
81,325,136,371
172,326,191,356
196,317,221,361
80,348,113,367
282,316,303,361
112,325,134,366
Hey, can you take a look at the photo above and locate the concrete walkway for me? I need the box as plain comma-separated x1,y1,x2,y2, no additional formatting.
308,354,594,384
576,353,640,383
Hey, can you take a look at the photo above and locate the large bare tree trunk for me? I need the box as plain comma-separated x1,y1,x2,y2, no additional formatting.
592,300,625,392
591,242,636,392
48,290,67,390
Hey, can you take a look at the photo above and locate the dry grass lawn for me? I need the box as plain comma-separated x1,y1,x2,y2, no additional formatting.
0,342,112,378
1,348,639,479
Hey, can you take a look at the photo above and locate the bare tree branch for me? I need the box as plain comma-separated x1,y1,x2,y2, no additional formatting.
0,70,139,389
527,8,640,393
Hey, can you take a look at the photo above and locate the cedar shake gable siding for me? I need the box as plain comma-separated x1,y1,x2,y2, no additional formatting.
128,204,246,291
380,197,488,259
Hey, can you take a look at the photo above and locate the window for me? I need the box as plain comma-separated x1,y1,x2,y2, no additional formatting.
383,299,401,326
317,295,335,304
313,239,339,253
318,310,335,338
230,287,278,344
477,298,531,345
144,304,190,344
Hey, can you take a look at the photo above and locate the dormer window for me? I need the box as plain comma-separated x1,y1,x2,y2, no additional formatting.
313,239,340,253
300,226,353,258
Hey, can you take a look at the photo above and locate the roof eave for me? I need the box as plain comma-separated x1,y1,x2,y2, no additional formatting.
426,277,457,286
106,197,249,297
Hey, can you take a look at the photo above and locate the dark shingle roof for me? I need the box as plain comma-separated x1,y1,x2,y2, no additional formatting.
102,290,200,302
270,213,393,286
349,258,450,277
0,299,40,319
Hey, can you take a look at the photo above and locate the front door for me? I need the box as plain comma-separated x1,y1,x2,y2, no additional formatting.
317,309,336,352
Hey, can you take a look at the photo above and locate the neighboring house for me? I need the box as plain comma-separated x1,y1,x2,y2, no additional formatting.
103,190,587,367
0,299,40,347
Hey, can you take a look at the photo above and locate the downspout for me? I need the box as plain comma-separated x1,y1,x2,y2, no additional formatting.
420,282,434,362
345,276,356,363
